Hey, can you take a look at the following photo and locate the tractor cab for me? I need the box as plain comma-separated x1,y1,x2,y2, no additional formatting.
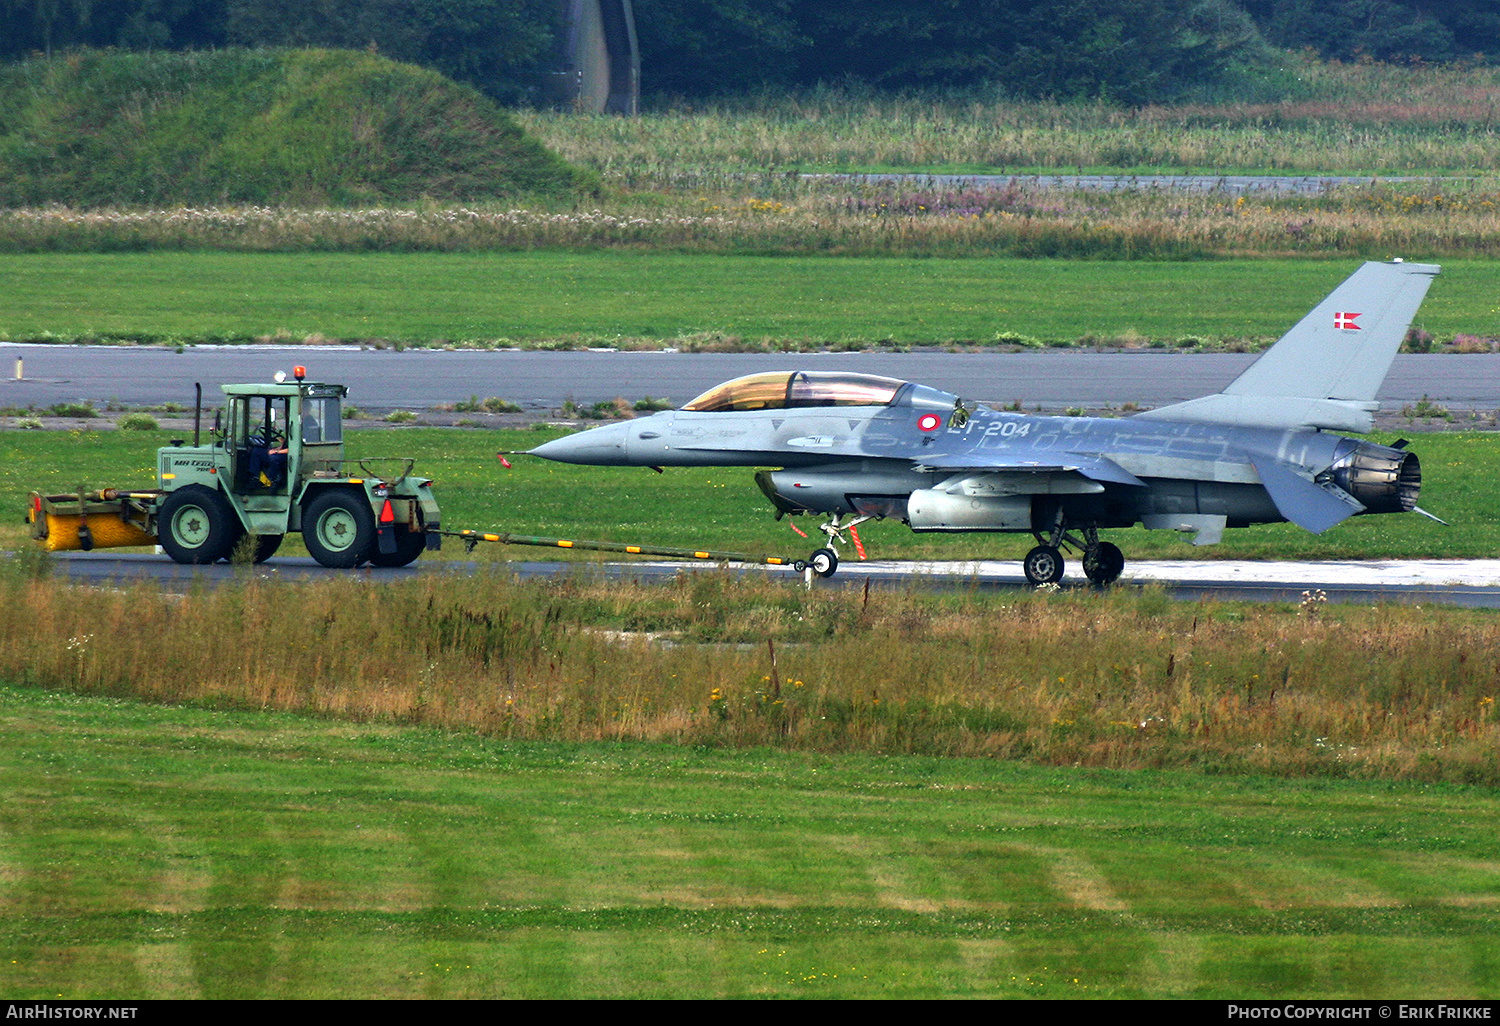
220,380,345,492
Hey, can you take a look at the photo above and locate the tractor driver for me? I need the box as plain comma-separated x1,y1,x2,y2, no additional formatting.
248,422,289,488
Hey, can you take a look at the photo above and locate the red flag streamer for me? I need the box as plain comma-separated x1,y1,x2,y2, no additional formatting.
497,453,512,469
850,525,866,560
788,520,808,538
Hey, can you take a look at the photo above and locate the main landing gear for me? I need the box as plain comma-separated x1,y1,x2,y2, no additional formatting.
791,513,874,580
1024,513,1125,587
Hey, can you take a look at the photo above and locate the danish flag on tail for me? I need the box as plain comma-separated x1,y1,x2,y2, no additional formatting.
1334,311,1362,330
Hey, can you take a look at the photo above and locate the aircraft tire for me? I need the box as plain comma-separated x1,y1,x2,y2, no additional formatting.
810,547,839,577
1083,542,1125,585
158,486,238,565
1023,544,1065,586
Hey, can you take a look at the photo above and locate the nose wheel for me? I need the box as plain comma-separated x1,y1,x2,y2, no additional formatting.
791,514,873,579
808,547,839,577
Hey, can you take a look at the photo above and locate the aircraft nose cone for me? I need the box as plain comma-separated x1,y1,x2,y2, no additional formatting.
529,421,634,465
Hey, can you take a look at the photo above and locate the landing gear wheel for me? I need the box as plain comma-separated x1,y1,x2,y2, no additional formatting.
158,486,237,565
370,526,427,568
1083,541,1125,585
809,547,839,578
303,490,376,569
1023,544,1065,586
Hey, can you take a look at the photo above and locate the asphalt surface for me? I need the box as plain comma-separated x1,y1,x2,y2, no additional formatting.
41,552,1500,608
3,345,1497,416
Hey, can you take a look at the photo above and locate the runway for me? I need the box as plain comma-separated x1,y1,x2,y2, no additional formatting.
42,552,1500,608
2,345,1497,416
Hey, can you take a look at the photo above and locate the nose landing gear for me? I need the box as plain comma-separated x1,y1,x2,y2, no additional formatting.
791,514,874,580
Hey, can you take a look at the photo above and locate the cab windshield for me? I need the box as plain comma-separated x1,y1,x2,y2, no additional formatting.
682,371,906,412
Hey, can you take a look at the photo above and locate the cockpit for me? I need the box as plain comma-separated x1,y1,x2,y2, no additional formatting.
682,371,909,412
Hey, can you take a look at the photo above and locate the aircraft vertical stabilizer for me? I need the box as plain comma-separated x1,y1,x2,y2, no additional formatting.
1137,260,1439,432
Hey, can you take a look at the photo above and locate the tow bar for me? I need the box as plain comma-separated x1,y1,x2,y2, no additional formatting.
438,529,839,582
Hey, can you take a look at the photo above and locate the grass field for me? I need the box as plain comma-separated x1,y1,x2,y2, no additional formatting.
7,62,1500,261
519,61,1500,179
2,684,1497,999
1,253,1496,347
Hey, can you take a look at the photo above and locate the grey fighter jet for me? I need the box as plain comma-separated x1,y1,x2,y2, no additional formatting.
530,260,1440,584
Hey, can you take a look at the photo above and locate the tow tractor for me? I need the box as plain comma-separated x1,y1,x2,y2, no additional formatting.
28,369,441,568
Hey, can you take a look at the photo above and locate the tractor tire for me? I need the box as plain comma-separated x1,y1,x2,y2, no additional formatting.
303,490,376,569
369,526,427,568
158,486,237,565
252,534,283,564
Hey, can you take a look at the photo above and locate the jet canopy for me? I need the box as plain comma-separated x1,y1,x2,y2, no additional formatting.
682,371,907,412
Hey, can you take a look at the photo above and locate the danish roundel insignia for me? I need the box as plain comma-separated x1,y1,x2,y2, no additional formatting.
917,413,943,432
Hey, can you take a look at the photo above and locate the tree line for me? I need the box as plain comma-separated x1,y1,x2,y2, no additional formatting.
3,0,1496,105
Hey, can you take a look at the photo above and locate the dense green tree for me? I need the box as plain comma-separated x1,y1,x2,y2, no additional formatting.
1,0,556,101
1002,0,1229,102
1237,0,1471,62
221,0,557,102
2,0,223,56
631,0,804,95
791,0,1262,102
5,0,1497,107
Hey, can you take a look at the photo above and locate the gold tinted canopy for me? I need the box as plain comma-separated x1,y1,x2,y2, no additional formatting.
683,371,906,412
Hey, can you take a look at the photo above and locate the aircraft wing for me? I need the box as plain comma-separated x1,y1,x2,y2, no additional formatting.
916,450,1146,487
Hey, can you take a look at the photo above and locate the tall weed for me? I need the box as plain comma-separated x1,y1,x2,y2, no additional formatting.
3,571,1495,785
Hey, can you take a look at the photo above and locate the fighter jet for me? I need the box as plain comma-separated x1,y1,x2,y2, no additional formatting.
530,260,1440,584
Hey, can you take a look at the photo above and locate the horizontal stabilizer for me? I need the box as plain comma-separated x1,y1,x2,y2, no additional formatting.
1251,455,1364,534
918,450,1145,486
1139,260,1439,432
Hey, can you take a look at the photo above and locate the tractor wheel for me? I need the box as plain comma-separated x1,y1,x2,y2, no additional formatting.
252,534,283,564
303,490,376,569
158,486,237,565
369,526,427,568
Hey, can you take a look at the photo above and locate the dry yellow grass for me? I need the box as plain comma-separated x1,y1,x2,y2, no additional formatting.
4,565,1495,783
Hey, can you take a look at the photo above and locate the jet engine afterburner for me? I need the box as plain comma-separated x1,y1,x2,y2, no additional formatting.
1319,438,1421,514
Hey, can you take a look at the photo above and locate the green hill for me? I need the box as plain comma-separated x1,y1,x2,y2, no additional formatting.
0,48,592,207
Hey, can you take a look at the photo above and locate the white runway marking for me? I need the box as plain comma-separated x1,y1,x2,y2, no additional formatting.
633,558,1500,589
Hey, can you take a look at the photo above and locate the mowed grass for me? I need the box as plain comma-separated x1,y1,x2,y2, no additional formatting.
0,253,1495,344
3,684,1498,999
3,426,1497,561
